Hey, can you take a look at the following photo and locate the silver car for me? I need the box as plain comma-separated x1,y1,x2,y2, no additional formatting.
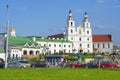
8,62,26,68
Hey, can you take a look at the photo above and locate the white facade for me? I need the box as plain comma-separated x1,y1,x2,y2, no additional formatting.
37,41,72,54
93,42,113,54
64,11,93,53
10,47,22,58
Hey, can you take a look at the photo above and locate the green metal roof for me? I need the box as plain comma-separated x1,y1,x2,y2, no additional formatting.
8,36,72,47
9,36,37,47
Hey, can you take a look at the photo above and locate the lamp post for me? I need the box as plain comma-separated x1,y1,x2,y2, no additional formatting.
5,5,9,68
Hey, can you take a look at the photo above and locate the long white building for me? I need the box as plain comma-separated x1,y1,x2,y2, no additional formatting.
0,10,113,59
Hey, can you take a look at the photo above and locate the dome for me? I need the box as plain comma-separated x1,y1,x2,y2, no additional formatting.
9,27,15,32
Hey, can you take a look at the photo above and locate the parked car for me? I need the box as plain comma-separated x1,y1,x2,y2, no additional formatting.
0,58,5,68
0,62,5,68
31,61,47,68
100,61,120,68
7,62,25,68
68,62,83,68
83,61,98,68
18,60,31,68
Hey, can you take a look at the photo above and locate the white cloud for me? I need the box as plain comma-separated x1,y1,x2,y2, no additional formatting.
93,24,105,29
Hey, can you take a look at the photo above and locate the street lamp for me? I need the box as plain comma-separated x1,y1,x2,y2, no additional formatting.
5,5,9,68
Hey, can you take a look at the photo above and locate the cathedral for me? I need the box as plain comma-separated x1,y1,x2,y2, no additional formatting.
0,10,113,59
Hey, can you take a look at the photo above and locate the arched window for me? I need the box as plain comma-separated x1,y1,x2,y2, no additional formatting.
71,22,73,26
29,50,33,55
23,50,27,55
87,30,89,34
87,38,89,41
36,51,40,55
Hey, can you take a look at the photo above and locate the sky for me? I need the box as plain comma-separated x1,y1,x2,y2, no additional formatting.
0,0,120,45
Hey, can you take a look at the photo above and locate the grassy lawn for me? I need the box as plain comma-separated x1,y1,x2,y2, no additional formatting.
0,68,120,80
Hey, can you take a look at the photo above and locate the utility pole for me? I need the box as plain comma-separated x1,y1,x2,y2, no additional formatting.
5,5,9,69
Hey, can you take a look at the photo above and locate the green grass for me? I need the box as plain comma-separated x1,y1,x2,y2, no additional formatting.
0,68,120,80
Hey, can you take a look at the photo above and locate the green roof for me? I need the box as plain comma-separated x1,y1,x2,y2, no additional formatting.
36,38,72,43
9,36,37,47
8,36,71,47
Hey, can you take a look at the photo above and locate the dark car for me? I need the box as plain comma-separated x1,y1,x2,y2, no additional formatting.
31,61,47,68
100,61,120,68
0,58,5,68
68,62,83,68
83,61,98,68
0,62,5,68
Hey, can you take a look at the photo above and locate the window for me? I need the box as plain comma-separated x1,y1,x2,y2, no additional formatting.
16,54,18,58
87,38,89,41
87,44,90,48
44,44,46,46
71,29,73,33
49,44,51,47
29,50,33,55
54,50,56,53
23,50,27,55
79,38,81,41
71,37,73,40
87,23,89,27
80,44,82,47
93,44,94,48
88,50,89,52
59,44,61,47
13,54,15,58
69,50,70,53
36,51,39,55
71,22,73,26
54,44,56,47
87,30,89,34
68,45,70,48
108,43,110,48
64,45,66,47
97,44,99,48
103,44,105,48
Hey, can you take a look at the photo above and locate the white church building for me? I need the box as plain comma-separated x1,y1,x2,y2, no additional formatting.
0,10,113,59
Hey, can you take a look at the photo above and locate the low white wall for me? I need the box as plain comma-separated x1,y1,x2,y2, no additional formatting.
0,53,5,61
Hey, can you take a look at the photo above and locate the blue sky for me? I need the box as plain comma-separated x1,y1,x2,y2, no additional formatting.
0,0,120,45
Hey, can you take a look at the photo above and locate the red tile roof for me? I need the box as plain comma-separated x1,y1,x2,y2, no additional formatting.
92,35,112,42
47,34,112,42
47,33,64,39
